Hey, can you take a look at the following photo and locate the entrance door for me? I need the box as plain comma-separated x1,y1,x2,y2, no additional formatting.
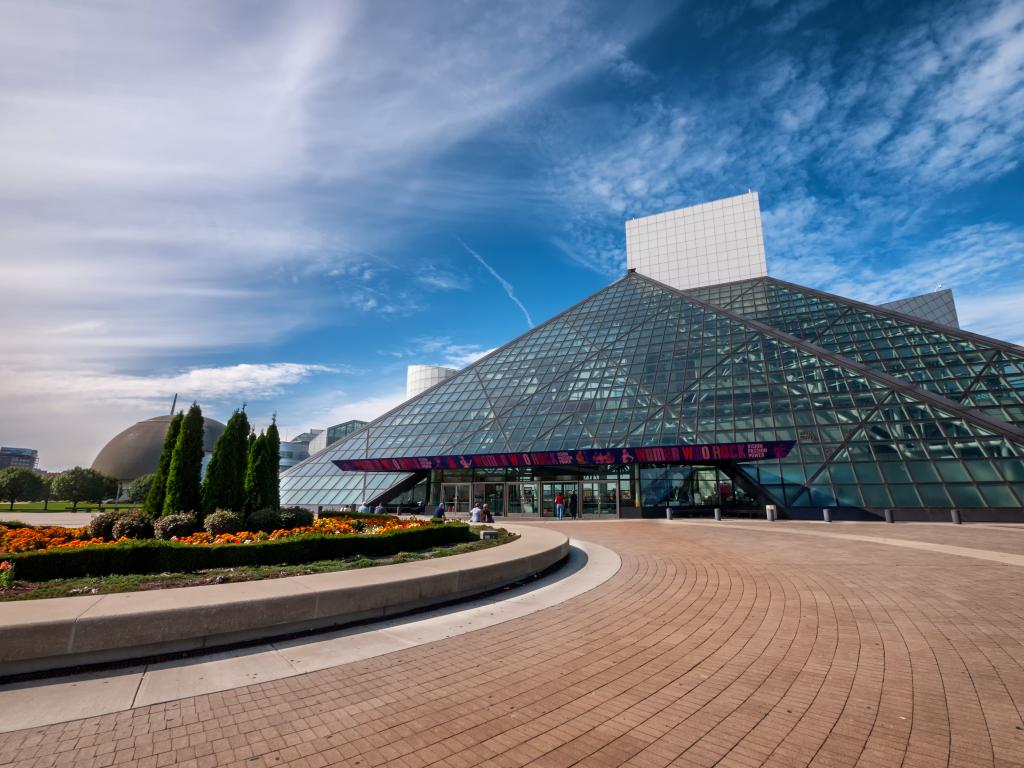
440,483,471,516
507,483,538,516
473,483,505,516
541,482,578,518
581,482,618,516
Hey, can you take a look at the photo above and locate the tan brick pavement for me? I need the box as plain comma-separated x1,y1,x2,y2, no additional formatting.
2,521,1023,768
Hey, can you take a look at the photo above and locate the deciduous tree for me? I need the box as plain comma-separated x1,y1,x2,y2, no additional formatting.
51,467,117,512
0,467,44,511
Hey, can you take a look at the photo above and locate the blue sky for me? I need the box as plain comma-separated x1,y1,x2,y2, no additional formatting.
1,0,1022,469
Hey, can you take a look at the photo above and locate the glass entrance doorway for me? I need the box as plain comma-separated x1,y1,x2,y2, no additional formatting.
508,483,538,516
440,483,471,515
581,482,618,516
473,483,506,516
541,482,578,518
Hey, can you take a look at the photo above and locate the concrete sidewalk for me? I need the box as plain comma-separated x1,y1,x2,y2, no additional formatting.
2,520,1023,767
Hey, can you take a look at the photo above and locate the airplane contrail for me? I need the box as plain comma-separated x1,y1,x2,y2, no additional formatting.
456,237,534,327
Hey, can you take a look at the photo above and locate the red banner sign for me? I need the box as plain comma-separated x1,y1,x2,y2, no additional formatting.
332,440,795,472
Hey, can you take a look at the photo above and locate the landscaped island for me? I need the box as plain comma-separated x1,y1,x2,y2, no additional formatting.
0,509,507,600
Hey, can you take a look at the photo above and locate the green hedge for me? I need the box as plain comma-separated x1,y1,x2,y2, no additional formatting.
5,523,474,582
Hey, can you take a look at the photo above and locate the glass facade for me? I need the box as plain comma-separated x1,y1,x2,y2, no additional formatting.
281,272,1024,516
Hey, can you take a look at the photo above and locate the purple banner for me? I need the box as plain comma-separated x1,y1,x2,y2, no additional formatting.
332,440,795,473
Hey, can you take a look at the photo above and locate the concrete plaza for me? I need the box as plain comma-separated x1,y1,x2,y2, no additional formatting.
1,519,1023,767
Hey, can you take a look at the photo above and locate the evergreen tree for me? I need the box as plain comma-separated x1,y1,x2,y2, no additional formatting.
143,411,183,518
264,416,281,511
163,402,205,516
202,408,250,514
244,431,268,512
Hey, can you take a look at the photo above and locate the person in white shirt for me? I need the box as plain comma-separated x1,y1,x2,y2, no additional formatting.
469,504,482,523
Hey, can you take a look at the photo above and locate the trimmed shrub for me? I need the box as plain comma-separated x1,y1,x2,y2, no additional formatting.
279,507,314,529
246,507,281,532
154,513,198,540
111,511,154,540
6,523,475,581
204,510,244,536
89,510,123,540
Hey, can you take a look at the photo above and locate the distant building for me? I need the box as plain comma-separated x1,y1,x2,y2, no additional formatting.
280,429,324,470
406,364,458,399
92,415,225,481
0,447,38,470
307,421,368,455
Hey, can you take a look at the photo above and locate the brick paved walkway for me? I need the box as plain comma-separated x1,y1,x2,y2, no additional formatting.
2,521,1023,768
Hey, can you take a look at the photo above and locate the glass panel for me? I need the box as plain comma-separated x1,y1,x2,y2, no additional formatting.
507,483,538,516
581,482,618,516
947,485,984,507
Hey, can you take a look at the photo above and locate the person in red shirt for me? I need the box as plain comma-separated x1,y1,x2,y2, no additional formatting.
555,492,565,520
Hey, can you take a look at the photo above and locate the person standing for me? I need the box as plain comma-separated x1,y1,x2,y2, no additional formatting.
568,490,578,519
555,491,565,520
469,503,482,523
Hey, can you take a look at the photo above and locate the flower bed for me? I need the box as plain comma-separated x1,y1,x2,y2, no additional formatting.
0,517,474,582
0,516,424,554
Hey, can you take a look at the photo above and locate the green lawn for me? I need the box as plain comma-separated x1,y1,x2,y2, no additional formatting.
5,501,136,512
0,530,517,601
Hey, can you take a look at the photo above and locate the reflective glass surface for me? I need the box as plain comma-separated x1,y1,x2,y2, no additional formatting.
281,273,1024,510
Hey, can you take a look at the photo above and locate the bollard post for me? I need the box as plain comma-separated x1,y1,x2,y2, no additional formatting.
714,507,722,521
884,508,893,524
823,508,832,523
951,508,961,525
766,504,776,522
666,507,673,520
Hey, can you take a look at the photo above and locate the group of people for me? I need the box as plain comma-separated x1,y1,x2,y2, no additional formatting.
553,490,578,520
430,491,580,520
431,500,494,523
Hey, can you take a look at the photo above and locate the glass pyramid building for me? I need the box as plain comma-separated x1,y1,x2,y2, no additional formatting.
282,195,1024,522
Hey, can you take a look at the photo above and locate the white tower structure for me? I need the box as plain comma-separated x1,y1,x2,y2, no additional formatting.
406,364,458,400
626,191,767,291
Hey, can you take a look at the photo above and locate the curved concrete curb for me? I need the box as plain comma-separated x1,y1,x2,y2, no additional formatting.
0,525,569,676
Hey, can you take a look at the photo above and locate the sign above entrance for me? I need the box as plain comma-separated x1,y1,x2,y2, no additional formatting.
332,440,796,473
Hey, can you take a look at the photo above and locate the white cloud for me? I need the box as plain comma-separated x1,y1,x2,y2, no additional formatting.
0,1,677,468
386,337,498,368
275,388,408,446
0,363,336,470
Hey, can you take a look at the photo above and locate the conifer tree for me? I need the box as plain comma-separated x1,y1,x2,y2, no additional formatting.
244,431,268,512
202,408,250,514
163,402,204,516
264,416,281,511
143,411,183,518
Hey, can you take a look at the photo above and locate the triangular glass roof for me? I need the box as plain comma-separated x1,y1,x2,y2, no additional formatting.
282,272,1024,509
689,277,1024,427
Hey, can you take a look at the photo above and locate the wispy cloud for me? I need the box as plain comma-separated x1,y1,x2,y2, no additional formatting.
0,362,337,469
386,337,498,368
456,238,534,327
0,0,667,384
545,0,1024,338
